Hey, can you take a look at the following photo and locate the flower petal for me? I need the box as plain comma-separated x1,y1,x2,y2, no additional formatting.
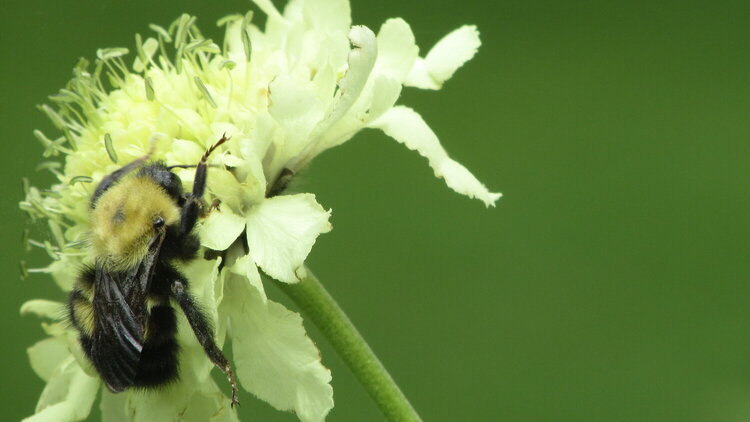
20,299,65,320
225,273,333,422
28,337,70,381
291,25,377,168
245,193,332,283
65,331,98,378
405,25,481,90
177,258,225,383
100,390,128,422
49,260,78,291
369,106,501,206
25,357,100,422
366,75,402,123
301,0,351,35
229,253,267,302
252,0,285,22
124,371,238,422
209,166,260,213
374,18,419,83
182,380,240,422
199,209,246,251
268,75,327,168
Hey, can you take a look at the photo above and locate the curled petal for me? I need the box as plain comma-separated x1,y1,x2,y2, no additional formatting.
245,193,332,283
406,25,481,90
370,106,501,206
292,25,378,167
226,273,333,422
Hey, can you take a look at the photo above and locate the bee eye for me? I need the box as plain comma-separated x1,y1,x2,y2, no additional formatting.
153,216,165,228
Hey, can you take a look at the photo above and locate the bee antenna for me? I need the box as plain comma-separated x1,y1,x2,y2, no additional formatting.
167,164,222,170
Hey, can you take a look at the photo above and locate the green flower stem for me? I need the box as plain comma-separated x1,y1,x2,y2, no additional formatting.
273,269,423,422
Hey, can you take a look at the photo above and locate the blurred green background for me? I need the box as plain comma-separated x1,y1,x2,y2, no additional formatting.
2,0,749,421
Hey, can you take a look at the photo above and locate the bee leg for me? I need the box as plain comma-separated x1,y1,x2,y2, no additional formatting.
266,168,294,198
170,276,240,407
179,134,229,236
208,199,221,213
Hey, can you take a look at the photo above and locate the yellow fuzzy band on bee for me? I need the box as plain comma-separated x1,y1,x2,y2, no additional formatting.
71,298,95,336
91,176,180,270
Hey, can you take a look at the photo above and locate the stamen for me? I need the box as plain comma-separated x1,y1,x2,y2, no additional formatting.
35,162,63,176
69,176,94,185
186,38,219,54
19,260,28,279
175,44,186,73
22,228,31,253
174,14,195,49
40,190,62,199
48,89,83,105
217,14,243,53
194,77,217,108
149,23,171,42
241,29,252,62
43,240,60,261
135,33,147,70
104,133,118,163
239,11,255,63
144,77,155,101
48,220,66,250
34,130,72,157
37,105,66,130
96,47,129,60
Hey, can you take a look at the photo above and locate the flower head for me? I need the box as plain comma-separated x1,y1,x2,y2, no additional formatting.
20,0,499,421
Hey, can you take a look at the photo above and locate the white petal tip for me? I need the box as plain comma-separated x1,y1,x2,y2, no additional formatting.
438,159,500,207
405,24,482,89
349,25,376,47
372,106,500,207
20,300,65,319
482,192,503,207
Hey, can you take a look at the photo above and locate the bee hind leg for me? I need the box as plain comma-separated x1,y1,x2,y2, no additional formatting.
168,271,239,407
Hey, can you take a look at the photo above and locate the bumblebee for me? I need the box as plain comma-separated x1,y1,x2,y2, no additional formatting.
67,135,239,406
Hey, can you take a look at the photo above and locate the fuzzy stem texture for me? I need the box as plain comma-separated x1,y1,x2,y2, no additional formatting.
274,269,423,422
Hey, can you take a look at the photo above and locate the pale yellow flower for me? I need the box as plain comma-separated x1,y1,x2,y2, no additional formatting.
20,0,498,421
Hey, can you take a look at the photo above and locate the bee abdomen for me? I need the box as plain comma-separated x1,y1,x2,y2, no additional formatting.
133,304,180,387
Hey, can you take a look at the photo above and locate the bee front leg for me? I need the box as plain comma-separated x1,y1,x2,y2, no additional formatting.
169,274,240,407
178,135,229,236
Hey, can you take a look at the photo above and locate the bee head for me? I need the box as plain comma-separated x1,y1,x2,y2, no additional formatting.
91,176,180,268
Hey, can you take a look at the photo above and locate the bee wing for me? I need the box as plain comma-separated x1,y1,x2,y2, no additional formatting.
92,264,147,392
